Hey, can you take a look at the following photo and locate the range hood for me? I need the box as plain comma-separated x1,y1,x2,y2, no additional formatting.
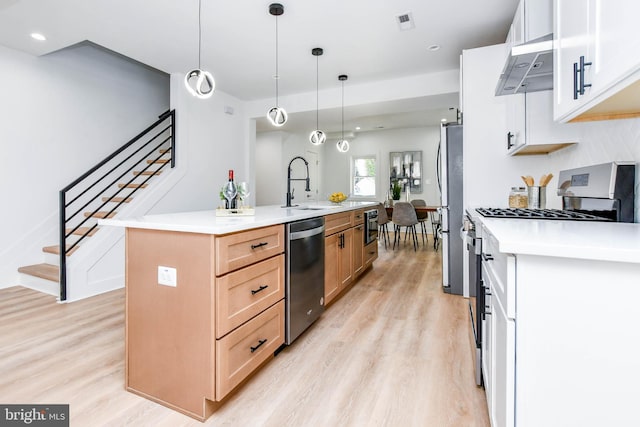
495,34,553,96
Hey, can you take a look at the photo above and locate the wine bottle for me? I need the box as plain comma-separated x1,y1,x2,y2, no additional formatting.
222,169,238,209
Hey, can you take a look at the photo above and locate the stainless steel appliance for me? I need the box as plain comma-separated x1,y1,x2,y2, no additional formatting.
464,213,482,386
364,209,378,245
476,162,636,222
437,123,464,295
285,217,325,344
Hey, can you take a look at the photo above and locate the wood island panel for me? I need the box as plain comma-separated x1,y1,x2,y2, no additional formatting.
125,228,215,420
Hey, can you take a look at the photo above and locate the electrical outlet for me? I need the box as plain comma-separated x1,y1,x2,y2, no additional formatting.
158,266,177,287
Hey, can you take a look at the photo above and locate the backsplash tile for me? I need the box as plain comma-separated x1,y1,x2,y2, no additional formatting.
551,117,640,222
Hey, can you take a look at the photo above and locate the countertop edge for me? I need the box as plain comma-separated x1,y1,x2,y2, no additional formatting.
99,202,378,235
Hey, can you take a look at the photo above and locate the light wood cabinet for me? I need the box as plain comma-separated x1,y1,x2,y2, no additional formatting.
125,225,285,421
352,224,364,277
323,208,374,306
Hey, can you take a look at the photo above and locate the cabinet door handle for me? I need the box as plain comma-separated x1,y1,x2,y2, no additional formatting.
507,131,514,149
250,338,267,353
251,242,268,249
482,253,494,261
579,55,592,95
484,291,492,296
339,233,344,248
573,61,579,99
251,285,269,295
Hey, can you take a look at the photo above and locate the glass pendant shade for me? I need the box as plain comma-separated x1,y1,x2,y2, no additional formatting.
267,3,287,126
185,0,215,99
267,106,288,127
309,129,326,145
184,69,215,99
336,139,350,152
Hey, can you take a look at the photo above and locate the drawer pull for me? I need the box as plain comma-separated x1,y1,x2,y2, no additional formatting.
482,253,494,261
251,285,269,295
251,242,268,250
250,338,267,353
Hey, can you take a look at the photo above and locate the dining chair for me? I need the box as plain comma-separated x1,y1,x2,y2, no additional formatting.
430,210,442,251
376,202,391,249
410,199,429,246
391,202,419,251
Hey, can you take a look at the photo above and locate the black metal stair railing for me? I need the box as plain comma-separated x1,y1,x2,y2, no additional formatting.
58,109,175,301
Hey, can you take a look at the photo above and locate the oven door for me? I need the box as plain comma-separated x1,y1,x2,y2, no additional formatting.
364,209,378,245
467,228,483,386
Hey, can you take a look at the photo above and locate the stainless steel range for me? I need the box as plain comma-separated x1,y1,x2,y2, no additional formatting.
475,207,611,220
477,161,636,222
470,161,636,388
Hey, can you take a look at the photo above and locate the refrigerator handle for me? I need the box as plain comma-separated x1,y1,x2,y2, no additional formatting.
436,142,441,193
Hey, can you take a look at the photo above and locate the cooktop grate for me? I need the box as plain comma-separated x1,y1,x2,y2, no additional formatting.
475,208,612,221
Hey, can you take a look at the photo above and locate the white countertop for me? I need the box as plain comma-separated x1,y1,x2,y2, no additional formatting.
474,213,640,264
99,201,377,235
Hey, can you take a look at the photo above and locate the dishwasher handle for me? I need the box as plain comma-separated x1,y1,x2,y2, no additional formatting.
289,225,324,240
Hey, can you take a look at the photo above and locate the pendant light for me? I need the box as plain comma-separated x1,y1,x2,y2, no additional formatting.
184,0,215,99
267,3,288,127
336,74,350,153
309,48,326,145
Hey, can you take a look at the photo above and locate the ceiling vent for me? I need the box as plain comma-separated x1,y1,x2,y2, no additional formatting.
396,12,415,31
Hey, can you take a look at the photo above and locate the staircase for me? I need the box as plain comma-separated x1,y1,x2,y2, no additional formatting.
18,110,176,301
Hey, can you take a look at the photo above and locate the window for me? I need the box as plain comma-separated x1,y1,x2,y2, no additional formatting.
352,156,376,197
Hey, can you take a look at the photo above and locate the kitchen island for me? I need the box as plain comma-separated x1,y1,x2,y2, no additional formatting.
473,215,640,427
100,202,377,421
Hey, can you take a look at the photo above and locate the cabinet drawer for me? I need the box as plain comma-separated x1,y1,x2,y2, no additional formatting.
215,254,285,338
353,209,365,225
324,211,353,236
215,301,284,399
215,225,284,275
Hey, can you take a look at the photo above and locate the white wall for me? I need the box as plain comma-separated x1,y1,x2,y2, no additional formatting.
321,127,441,205
0,43,169,289
149,75,246,214
463,44,640,222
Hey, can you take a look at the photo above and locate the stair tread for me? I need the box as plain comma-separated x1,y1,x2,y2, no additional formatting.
18,263,59,282
66,227,98,236
133,170,163,176
102,196,133,203
83,211,116,218
117,183,148,189
43,245,78,256
147,159,170,165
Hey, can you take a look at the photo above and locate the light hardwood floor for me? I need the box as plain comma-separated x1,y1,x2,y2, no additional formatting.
0,238,489,427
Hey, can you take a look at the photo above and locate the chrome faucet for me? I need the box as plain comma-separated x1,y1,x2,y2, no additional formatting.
284,156,310,207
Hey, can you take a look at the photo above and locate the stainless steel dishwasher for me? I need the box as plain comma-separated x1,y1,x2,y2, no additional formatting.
285,217,325,344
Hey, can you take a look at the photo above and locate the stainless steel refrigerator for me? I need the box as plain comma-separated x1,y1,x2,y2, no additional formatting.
436,123,464,295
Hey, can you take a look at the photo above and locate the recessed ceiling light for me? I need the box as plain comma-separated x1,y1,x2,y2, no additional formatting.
441,118,447,122
30,33,46,41
355,126,361,130
427,44,440,51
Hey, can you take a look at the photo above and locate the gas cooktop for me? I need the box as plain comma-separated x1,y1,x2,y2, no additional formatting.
475,207,612,221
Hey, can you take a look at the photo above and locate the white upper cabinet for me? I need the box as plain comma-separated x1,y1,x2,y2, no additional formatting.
554,0,640,122
507,91,579,155
504,0,579,156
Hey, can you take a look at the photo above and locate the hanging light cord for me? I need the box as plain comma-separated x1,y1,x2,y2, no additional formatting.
275,14,279,107
316,55,319,129
341,80,345,140
198,0,202,68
